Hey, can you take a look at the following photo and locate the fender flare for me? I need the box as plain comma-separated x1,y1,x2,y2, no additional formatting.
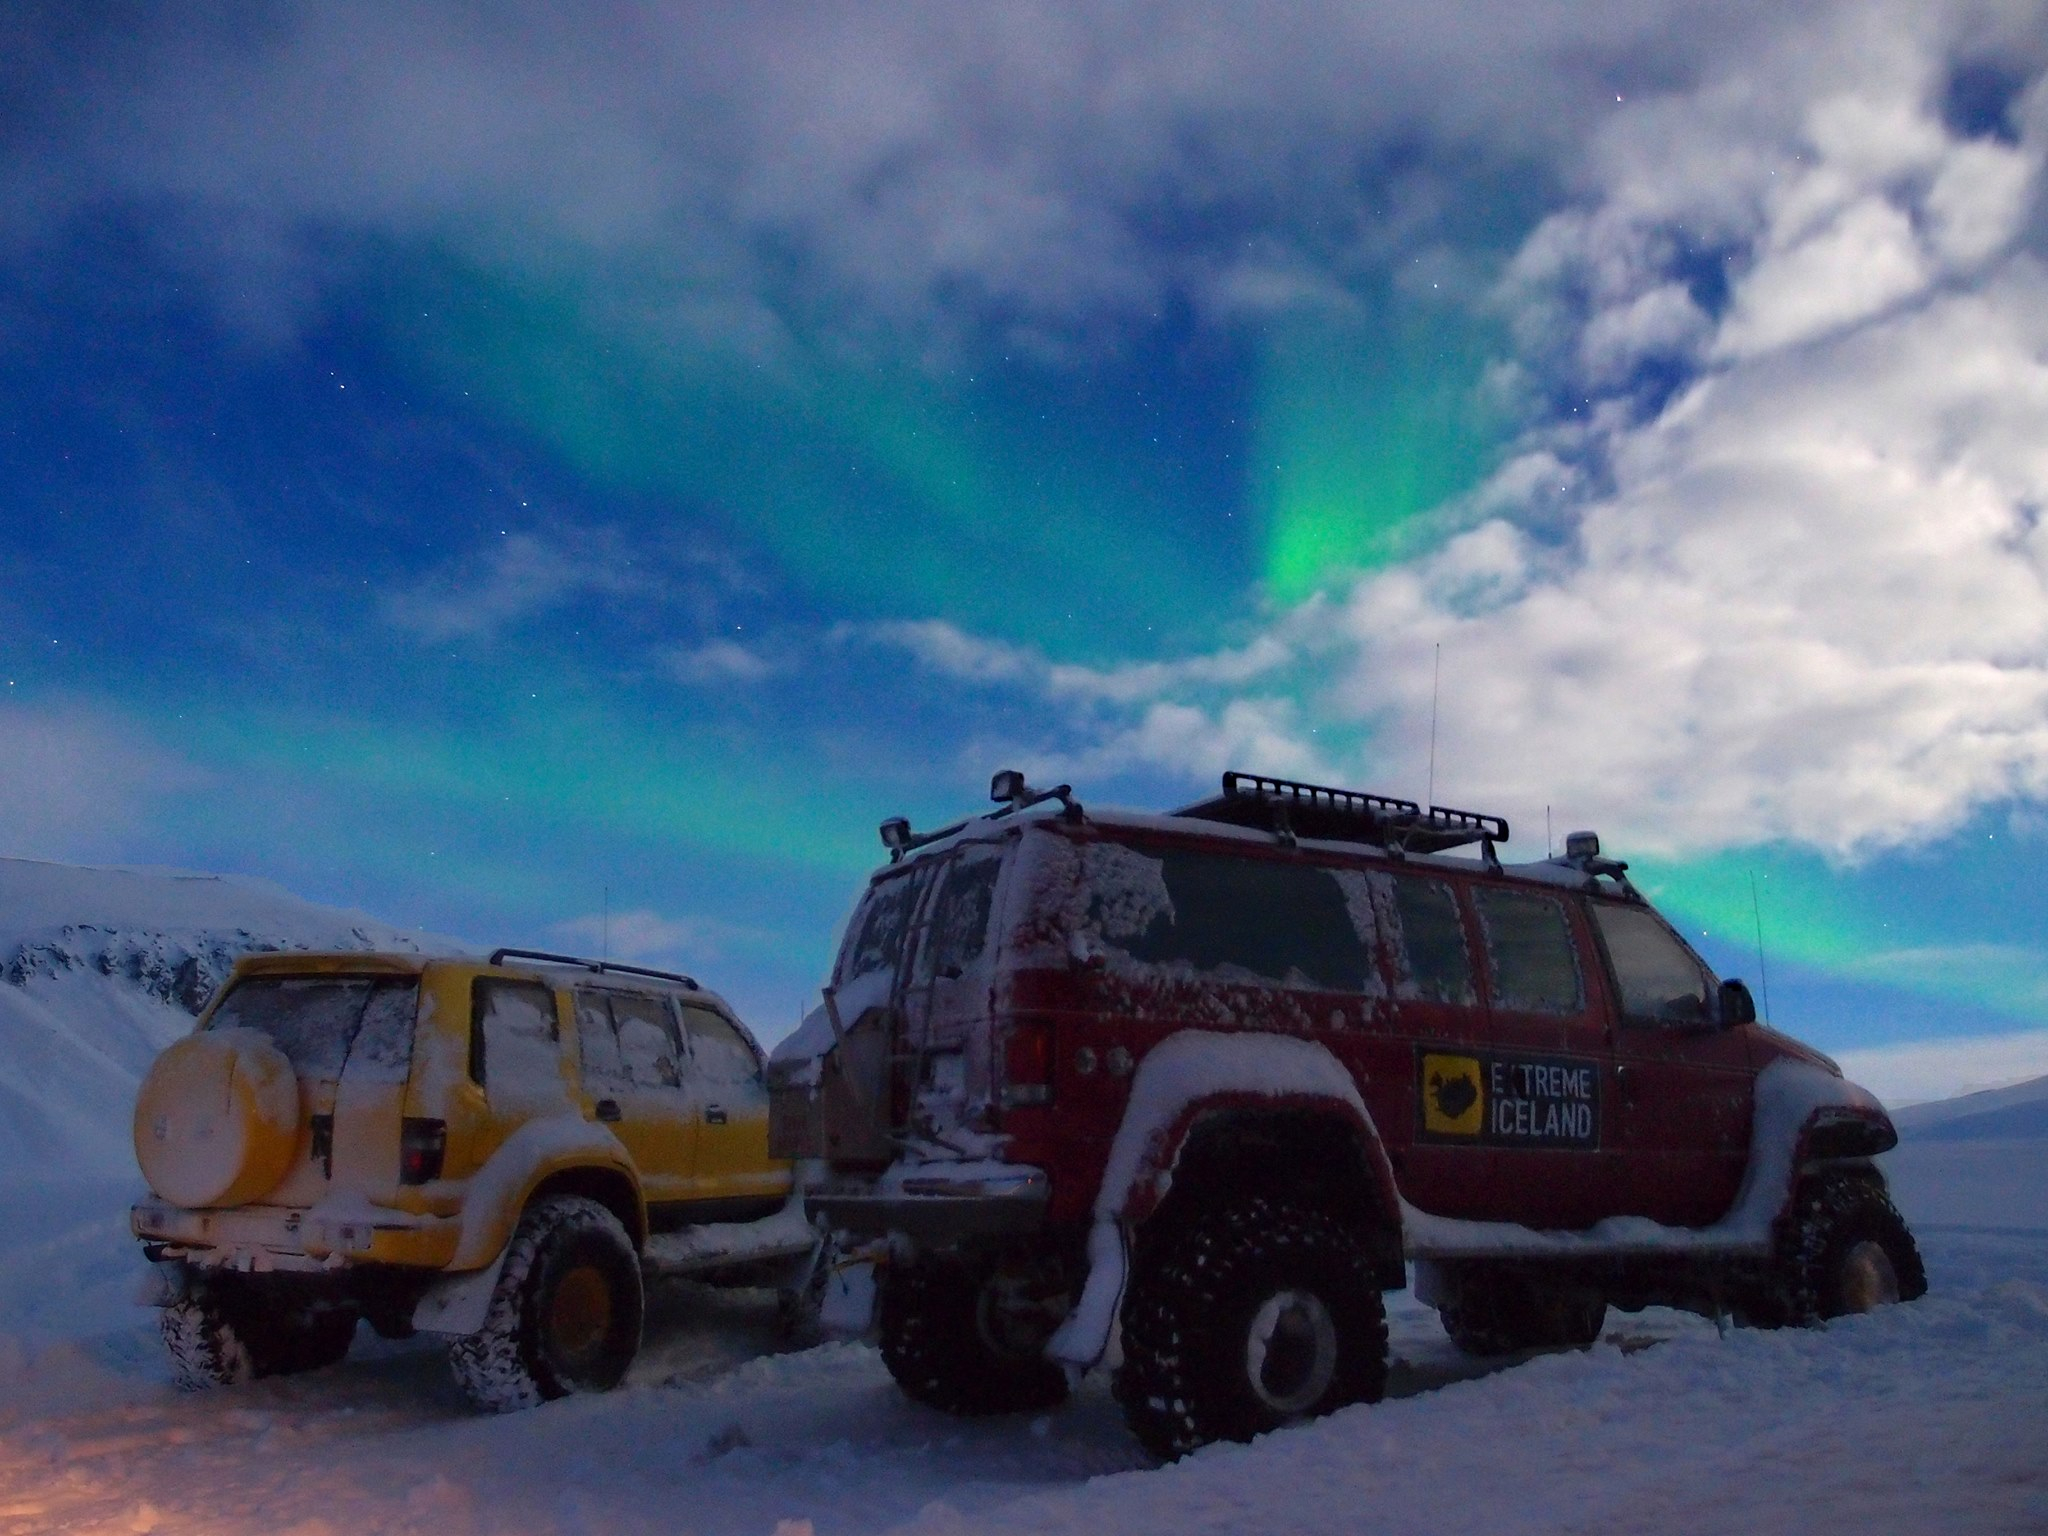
1711,1058,1898,1245
1045,1029,1399,1370
445,1116,643,1272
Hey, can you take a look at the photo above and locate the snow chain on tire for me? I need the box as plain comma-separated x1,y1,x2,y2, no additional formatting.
878,1256,1071,1416
449,1194,645,1413
1761,1173,1927,1328
1114,1195,1388,1460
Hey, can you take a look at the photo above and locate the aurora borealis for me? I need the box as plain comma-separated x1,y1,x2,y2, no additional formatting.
4,3,2047,1097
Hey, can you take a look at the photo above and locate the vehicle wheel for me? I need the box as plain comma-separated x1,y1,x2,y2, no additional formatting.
448,1195,645,1413
1762,1174,1927,1328
877,1255,1071,1415
1437,1266,1606,1355
162,1294,356,1388
1114,1196,1387,1460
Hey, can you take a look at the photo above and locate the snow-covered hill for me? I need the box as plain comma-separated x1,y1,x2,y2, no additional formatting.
0,857,454,1182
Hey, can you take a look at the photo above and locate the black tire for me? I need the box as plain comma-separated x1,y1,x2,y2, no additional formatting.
877,1255,1072,1416
1760,1174,1927,1328
448,1195,645,1413
1114,1196,1388,1460
1437,1266,1607,1356
162,1292,356,1389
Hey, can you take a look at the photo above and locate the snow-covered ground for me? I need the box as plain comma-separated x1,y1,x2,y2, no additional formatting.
0,861,2041,1534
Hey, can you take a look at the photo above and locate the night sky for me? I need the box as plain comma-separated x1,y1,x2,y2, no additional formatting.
4,3,2047,1098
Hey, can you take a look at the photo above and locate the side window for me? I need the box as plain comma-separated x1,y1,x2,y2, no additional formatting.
914,850,1003,982
1380,873,1476,1006
574,991,631,1090
611,995,683,1089
1473,888,1585,1015
1083,843,1374,992
472,980,562,1103
1591,903,1714,1026
679,1004,763,1087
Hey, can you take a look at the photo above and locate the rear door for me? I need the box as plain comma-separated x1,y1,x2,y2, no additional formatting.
677,1001,787,1211
1589,900,1754,1225
574,989,697,1208
1379,869,1496,1220
1467,885,1625,1229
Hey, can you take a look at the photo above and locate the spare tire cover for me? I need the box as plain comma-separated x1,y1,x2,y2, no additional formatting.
134,1027,301,1208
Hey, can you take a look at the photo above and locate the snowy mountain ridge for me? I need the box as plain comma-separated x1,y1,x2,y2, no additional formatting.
0,857,459,1182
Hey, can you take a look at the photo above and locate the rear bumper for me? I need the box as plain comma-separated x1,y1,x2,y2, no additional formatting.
131,1200,461,1273
809,1163,1051,1244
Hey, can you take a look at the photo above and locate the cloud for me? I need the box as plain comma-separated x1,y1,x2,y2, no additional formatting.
0,701,204,860
869,619,1294,705
549,907,762,966
3,0,1813,349
383,529,657,643
665,639,777,686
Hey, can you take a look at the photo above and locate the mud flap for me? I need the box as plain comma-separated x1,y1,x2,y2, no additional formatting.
410,1245,511,1337
1045,1218,1127,1371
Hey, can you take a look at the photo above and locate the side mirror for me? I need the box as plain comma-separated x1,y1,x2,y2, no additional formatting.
1719,978,1757,1026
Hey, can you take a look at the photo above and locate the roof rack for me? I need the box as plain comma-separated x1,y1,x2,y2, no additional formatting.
487,948,700,990
1174,771,1510,857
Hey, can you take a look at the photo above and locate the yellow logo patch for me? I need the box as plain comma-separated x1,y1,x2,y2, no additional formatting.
1421,1053,1484,1136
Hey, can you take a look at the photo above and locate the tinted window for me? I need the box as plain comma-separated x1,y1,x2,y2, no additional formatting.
914,851,1002,981
679,1004,761,1086
472,980,561,1102
1383,875,1475,1006
611,995,683,1088
1474,888,1584,1014
1107,846,1373,991
208,976,419,1081
1591,903,1714,1025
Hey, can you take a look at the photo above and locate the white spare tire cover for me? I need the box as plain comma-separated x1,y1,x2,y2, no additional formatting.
133,1027,301,1208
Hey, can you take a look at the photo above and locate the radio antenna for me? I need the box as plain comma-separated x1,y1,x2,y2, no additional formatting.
602,884,610,962
1427,642,1441,807
1748,870,1771,1021
1546,804,1553,859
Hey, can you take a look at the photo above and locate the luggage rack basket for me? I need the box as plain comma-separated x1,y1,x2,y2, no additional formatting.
1175,771,1510,857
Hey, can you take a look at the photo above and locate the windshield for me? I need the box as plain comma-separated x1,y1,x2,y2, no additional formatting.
206,975,420,1082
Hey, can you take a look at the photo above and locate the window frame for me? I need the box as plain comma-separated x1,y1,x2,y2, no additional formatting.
1584,897,1722,1030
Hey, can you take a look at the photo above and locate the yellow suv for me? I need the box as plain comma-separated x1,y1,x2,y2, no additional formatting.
131,948,808,1411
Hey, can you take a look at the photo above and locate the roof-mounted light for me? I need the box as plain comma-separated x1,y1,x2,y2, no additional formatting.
1565,830,1600,860
990,768,1028,807
879,817,912,856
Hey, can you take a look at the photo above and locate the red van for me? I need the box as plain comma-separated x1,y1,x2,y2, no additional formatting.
769,771,1924,1458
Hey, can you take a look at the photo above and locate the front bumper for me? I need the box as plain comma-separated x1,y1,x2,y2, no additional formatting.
131,1200,460,1273
808,1162,1050,1244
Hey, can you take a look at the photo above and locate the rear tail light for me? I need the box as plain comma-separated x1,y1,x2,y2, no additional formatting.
1000,1019,1053,1109
399,1118,447,1185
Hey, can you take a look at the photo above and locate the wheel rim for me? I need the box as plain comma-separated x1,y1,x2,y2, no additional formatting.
1837,1240,1901,1313
1243,1289,1338,1417
547,1263,615,1366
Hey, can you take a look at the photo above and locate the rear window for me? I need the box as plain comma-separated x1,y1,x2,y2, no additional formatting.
913,848,1004,982
206,976,419,1082
1084,843,1375,992
838,864,938,985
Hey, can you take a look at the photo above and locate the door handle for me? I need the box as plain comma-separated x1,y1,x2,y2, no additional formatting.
704,1104,728,1126
594,1099,621,1123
